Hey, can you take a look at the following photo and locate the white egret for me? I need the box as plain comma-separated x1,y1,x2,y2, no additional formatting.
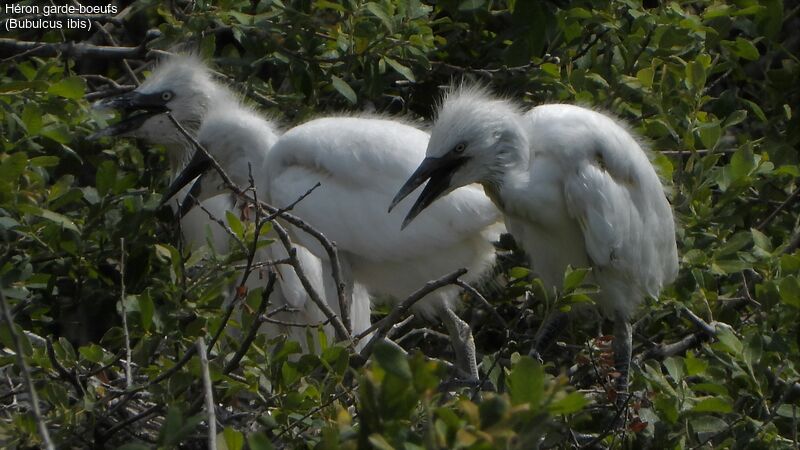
391,85,679,393
167,113,504,380
91,56,353,350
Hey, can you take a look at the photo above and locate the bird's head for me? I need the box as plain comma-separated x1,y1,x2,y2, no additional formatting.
389,84,527,228
90,55,225,147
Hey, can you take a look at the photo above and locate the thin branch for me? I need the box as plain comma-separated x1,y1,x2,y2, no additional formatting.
165,112,351,336
196,338,217,450
45,338,84,397
119,237,133,389
358,268,468,361
757,184,800,231
223,271,277,374
456,280,508,328
272,221,351,343
0,290,54,450
274,389,352,439
0,38,152,60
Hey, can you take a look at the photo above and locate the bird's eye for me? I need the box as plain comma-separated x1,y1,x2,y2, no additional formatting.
161,91,174,102
454,143,467,153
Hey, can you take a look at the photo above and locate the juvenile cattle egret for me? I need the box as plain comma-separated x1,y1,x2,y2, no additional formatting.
167,113,504,380
91,56,353,350
392,85,679,393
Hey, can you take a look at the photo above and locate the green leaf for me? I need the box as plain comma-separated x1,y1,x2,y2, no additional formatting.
685,351,708,376
226,211,244,239
723,110,747,128
729,147,756,180
733,37,760,60
384,57,416,82
779,276,800,308
30,156,59,167
48,76,86,99
373,341,412,380
22,104,43,135
692,397,733,413
79,344,105,363
0,152,28,181
562,266,590,292
36,208,80,232
715,325,743,355
685,60,706,90
96,160,117,196
330,75,357,104
247,432,274,450
366,3,394,32
219,427,244,450
741,99,767,122
139,291,155,332
508,356,544,406
664,356,684,382
691,415,728,433
636,67,654,88
697,122,721,149
548,391,587,415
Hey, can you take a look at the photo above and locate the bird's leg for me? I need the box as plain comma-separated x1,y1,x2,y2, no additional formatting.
440,306,479,381
612,313,633,408
529,311,569,362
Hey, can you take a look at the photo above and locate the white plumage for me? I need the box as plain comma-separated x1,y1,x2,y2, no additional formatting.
393,85,678,391
193,114,504,379
92,56,351,351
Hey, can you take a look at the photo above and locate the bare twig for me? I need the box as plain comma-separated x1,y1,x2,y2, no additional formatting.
757,184,800,231
196,338,217,450
0,290,55,450
358,268,468,361
164,112,352,336
0,38,152,60
223,271,277,374
45,338,84,396
274,389,352,439
456,280,508,328
119,238,133,389
272,221,351,343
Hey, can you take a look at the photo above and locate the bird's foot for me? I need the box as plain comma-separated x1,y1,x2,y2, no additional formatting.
528,349,544,364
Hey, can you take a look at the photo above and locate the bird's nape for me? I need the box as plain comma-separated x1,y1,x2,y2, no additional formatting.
389,154,469,229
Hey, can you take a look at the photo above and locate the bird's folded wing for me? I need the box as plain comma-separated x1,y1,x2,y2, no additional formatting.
564,160,678,297
266,118,501,262
564,162,640,277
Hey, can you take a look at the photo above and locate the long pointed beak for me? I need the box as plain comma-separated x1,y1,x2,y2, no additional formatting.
160,150,212,209
88,91,167,140
389,155,467,229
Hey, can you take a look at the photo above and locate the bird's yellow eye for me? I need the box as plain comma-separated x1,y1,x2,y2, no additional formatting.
454,143,466,153
161,91,174,101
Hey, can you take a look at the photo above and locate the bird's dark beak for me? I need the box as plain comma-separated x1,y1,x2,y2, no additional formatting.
389,154,468,229
88,91,168,140
160,150,212,209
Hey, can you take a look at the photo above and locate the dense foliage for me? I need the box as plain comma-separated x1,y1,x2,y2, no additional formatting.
1,0,798,448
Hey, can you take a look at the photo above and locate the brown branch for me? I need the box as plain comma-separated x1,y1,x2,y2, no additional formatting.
358,268,468,361
165,112,352,336
165,113,351,343
119,237,133,389
757,184,800,231
223,271,277,374
0,38,151,60
196,338,217,450
272,221,351,343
